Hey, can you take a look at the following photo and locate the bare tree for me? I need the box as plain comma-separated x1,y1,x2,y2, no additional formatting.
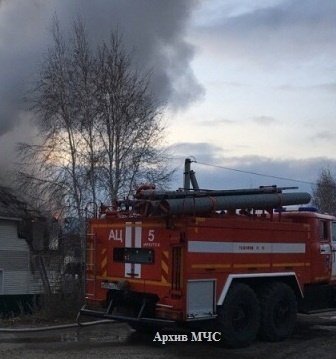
312,168,336,215
95,33,171,202
71,19,99,207
17,18,173,219
18,18,86,221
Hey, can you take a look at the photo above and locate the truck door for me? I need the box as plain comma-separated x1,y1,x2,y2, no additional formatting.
317,219,332,280
331,221,336,279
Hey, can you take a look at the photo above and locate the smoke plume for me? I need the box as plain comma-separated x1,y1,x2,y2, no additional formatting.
0,0,203,169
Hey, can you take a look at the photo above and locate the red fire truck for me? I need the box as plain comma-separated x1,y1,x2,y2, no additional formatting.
79,159,336,347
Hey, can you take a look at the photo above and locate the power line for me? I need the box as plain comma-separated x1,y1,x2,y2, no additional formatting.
168,156,324,187
195,161,317,186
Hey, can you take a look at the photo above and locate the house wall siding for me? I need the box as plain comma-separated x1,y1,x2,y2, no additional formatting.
0,220,28,251
0,220,43,295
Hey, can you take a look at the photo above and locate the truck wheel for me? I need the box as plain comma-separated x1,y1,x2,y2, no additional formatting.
217,283,260,348
258,282,297,342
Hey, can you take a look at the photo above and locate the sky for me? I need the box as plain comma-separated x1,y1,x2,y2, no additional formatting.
0,0,336,194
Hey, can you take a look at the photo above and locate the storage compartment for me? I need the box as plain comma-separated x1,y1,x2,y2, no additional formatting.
187,279,216,319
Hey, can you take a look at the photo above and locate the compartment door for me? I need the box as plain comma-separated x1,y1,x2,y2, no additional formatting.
187,279,216,319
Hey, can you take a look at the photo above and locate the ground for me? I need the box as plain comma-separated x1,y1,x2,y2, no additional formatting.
1,313,336,358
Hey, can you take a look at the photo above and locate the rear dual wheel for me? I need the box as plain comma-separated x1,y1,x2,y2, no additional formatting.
258,282,297,342
217,281,297,347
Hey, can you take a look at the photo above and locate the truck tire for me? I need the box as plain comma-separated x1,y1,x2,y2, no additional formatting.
258,282,297,342
217,283,260,348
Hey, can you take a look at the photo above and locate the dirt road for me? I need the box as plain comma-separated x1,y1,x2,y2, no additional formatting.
1,313,336,359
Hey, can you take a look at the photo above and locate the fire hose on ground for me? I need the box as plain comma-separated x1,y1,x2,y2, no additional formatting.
0,319,115,333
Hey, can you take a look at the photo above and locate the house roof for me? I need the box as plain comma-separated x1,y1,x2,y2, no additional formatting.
0,186,30,219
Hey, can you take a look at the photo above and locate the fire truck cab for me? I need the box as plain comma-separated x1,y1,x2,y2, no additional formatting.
79,160,336,348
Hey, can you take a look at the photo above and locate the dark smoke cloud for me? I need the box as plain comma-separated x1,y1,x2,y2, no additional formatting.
75,0,204,107
0,0,203,137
